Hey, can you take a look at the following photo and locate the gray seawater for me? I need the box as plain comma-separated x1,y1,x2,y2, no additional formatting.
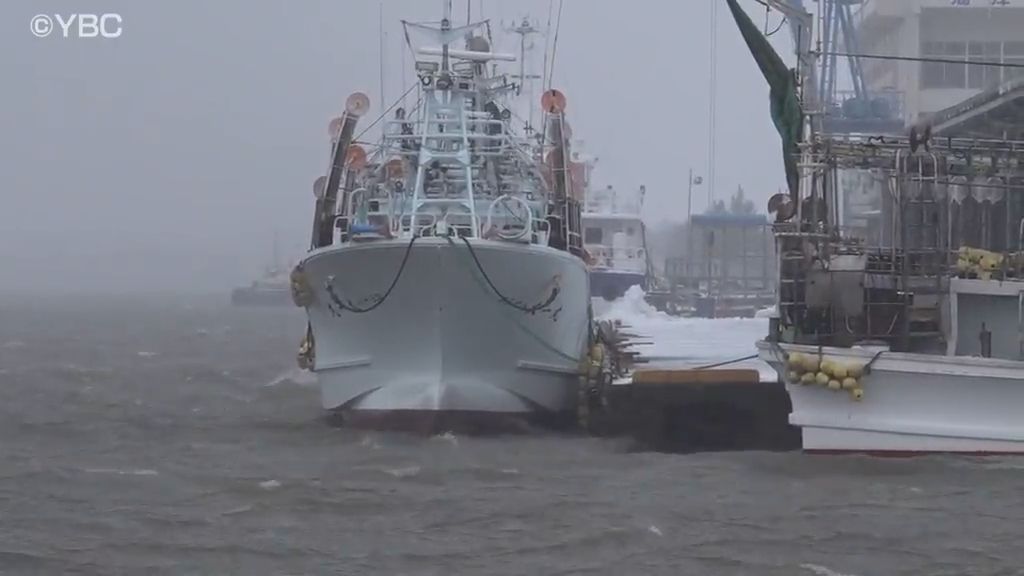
1,295,1022,576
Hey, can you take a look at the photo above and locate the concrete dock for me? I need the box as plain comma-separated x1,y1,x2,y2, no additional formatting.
586,368,799,453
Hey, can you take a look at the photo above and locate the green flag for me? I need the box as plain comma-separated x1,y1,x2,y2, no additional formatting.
724,0,803,198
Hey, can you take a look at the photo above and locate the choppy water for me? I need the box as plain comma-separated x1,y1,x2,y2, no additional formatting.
1,293,1022,575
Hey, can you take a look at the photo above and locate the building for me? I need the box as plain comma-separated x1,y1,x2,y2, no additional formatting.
655,213,775,317
856,0,1024,126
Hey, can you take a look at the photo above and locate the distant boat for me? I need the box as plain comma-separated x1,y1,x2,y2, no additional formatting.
231,267,290,306
232,235,292,306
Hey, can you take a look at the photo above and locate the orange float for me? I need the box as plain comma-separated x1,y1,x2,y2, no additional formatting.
540,89,567,114
345,144,368,171
384,158,405,180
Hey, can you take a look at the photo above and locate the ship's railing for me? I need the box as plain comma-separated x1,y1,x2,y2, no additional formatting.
336,193,554,246
803,134,1024,170
392,207,551,245
382,117,512,156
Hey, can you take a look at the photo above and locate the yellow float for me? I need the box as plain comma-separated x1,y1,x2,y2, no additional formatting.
784,351,868,400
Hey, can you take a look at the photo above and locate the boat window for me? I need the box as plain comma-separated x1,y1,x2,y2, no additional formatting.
584,227,603,243
626,227,635,237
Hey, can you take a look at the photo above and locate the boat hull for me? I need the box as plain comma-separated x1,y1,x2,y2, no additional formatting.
757,340,1024,455
589,269,645,300
299,237,590,433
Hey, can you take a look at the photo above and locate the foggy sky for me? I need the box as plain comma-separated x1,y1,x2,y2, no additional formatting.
1,0,791,293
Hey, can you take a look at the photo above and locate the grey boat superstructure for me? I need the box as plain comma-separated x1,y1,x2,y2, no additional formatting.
582,182,651,301
290,4,591,432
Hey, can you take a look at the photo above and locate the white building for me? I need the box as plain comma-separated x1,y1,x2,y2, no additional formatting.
857,0,1024,125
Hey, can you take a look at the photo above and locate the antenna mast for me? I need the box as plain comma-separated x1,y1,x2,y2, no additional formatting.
510,17,542,131
442,0,452,73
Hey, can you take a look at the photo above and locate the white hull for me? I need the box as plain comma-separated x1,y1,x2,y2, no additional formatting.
300,237,590,430
757,340,1024,454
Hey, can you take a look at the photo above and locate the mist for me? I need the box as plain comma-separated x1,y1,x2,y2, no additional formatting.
1,0,790,294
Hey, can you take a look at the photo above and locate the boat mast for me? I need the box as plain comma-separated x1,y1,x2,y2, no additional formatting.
442,0,452,74
404,0,489,238
508,17,541,133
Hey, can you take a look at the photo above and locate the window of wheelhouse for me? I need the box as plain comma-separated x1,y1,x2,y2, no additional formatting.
584,227,603,244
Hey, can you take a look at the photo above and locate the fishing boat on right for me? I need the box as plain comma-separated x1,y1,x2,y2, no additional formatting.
754,95,1024,456
727,0,1024,454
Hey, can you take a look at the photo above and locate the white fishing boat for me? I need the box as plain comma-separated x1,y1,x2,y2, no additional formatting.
729,0,1024,454
289,6,591,432
757,335,1024,455
582,182,651,301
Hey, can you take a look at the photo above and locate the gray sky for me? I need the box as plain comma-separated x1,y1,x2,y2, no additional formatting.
1,0,790,293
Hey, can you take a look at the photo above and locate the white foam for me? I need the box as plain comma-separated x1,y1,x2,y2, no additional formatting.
647,525,663,537
385,466,421,478
84,468,159,476
801,564,861,576
136,351,158,358
264,368,317,388
258,479,282,490
597,285,673,322
432,431,458,445
594,286,774,379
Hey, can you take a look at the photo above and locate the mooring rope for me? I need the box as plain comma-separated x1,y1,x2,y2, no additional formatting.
450,236,560,314
444,235,579,363
691,354,760,370
324,236,418,314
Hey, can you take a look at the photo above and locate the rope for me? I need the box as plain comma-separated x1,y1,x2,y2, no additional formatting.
324,236,418,314
771,341,885,375
545,0,564,90
766,15,787,37
863,349,886,374
450,235,560,314
352,83,420,143
692,354,759,371
542,0,554,92
446,235,579,363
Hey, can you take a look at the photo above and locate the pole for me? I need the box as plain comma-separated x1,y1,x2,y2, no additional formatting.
687,168,693,224
687,170,694,286
379,3,386,109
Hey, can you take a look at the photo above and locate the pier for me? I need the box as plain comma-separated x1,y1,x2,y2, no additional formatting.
578,321,798,453
583,368,798,453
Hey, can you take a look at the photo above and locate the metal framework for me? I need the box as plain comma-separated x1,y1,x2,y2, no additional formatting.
775,130,1024,350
